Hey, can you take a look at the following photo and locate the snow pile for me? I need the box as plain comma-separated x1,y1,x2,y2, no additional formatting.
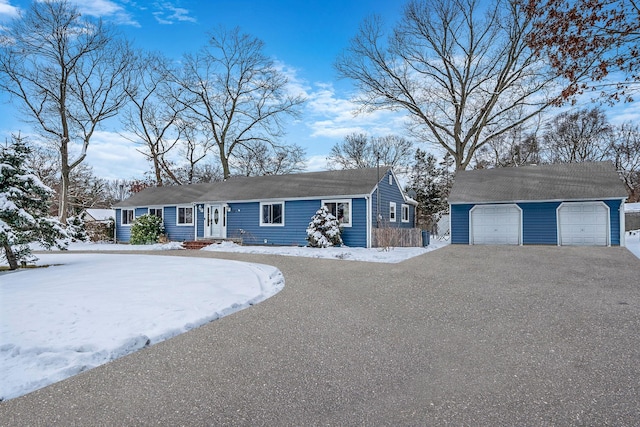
0,253,284,401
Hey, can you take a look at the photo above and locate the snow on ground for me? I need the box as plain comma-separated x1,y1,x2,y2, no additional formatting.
0,253,284,401
0,239,449,401
200,240,450,262
626,230,640,259
64,238,451,263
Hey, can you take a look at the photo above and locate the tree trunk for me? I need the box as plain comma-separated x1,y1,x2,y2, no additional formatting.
59,138,70,224
3,243,19,270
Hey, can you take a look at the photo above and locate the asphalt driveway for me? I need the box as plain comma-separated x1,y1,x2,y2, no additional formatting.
1,245,639,426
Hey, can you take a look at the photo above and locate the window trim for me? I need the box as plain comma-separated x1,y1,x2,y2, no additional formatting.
148,207,163,219
260,201,285,227
176,205,194,226
321,199,352,227
390,202,397,222
401,204,410,223
121,209,134,226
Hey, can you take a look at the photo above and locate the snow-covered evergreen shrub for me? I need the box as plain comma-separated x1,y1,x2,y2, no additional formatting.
0,136,67,270
130,214,165,245
66,214,89,242
306,206,343,248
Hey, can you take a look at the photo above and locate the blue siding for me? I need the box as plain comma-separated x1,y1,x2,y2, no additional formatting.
115,208,129,242
196,204,205,239
371,169,415,229
115,206,195,243
451,199,624,246
605,199,622,246
450,204,473,244
521,202,560,245
225,198,368,247
163,206,196,241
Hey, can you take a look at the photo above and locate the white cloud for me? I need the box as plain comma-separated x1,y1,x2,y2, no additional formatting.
85,130,149,180
153,1,196,25
304,82,408,140
304,154,329,172
0,0,19,18
76,0,139,27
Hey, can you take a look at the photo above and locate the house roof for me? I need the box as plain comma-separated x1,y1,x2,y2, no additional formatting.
113,167,393,208
84,208,115,221
448,161,628,204
626,202,640,213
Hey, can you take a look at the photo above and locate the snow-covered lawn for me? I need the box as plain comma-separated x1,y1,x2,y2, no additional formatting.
64,238,450,263
0,239,449,402
0,253,284,401
626,230,640,259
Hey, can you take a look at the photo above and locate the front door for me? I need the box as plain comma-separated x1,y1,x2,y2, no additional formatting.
205,204,226,238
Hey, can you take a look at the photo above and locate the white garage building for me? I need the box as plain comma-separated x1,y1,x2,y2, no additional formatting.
449,162,628,246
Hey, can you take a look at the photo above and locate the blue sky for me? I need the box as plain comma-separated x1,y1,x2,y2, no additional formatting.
0,0,408,179
1,0,639,180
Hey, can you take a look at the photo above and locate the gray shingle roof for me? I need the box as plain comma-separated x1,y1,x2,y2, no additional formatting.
448,162,628,204
113,167,392,208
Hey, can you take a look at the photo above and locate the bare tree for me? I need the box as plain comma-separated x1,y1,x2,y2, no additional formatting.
475,123,542,168
122,51,185,187
542,107,612,163
231,142,307,176
526,0,640,104
0,0,134,222
611,123,640,202
172,27,305,179
335,0,557,171
172,122,217,184
326,133,413,170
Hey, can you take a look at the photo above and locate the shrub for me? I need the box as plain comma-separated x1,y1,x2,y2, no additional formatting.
130,214,165,245
306,206,343,248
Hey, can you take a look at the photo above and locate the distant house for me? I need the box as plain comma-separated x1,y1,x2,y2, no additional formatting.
83,209,115,223
448,162,628,246
113,167,417,248
80,209,115,242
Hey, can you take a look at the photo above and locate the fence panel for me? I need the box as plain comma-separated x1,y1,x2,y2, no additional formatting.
372,227,424,248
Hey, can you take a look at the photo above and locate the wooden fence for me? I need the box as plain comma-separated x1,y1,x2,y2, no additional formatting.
371,227,424,248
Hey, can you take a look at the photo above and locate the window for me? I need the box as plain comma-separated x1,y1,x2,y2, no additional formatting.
260,202,284,226
390,202,397,222
122,209,134,226
149,207,163,219
402,204,410,223
322,199,352,227
177,206,193,225
389,174,393,185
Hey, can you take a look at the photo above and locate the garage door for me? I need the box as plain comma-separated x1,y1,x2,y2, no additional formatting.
470,205,521,245
558,202,608,246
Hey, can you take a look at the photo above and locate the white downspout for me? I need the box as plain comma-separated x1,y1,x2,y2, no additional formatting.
366,195,372,248
620,200,626,247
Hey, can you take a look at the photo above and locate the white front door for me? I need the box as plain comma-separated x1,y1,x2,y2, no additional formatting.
205,204,226,239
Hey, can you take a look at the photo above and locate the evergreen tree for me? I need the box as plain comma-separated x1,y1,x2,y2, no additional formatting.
66,214,90,243
0,136,67,270
306,206,343,248
407,149,453,229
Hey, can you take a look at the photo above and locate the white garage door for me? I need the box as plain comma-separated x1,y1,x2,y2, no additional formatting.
558,202,608,246
470,205,521,245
